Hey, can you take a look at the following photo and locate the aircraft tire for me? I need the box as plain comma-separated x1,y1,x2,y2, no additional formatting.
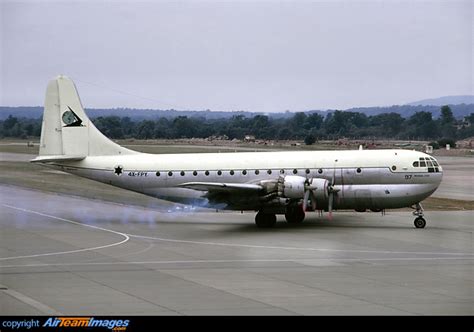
285,206,305,224
414,217,426,229
255,211,276,228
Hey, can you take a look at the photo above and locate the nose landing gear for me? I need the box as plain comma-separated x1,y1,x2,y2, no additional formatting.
413,203,426,229
414,217,426,228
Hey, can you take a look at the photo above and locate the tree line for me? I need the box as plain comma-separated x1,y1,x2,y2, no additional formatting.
1,106,473,144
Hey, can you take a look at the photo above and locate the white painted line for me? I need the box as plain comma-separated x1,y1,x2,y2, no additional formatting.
113,242,155,258
1,256,473,269
1,287,62,315
128,233,474,256
1,204,130,261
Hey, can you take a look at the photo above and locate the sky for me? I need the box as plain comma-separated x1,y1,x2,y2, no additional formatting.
1,0,473,112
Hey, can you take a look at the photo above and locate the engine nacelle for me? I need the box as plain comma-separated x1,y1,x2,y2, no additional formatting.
307,178,329,201
278,175,306,199
275,176,330,206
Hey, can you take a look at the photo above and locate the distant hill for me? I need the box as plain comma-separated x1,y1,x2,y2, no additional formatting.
407,95,474,106
335,104,474,119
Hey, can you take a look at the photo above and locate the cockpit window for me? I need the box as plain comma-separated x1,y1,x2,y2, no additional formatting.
431,159,439,166
428,157,440,168
426,160,435,173
414,157,440,172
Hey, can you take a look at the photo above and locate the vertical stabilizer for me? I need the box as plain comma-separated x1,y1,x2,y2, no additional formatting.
39,79,63,155
38,75,137,157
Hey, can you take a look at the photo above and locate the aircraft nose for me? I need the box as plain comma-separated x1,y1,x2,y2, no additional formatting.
436,170,443,185
432,163,443,193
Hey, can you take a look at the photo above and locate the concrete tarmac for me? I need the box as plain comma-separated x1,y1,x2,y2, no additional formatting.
1,185,472,315
434,156,474,201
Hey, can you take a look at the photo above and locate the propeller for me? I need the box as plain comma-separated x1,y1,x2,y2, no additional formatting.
302,164,340,218
303,189,311,211
302,179,317,211
327,164,340,220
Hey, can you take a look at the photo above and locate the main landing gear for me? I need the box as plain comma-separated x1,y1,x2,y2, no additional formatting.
285,205,305,224
413,203,426,229
255,211,276,228
255,205,307,228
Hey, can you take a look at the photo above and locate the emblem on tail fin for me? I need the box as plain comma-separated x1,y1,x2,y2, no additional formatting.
62,106,84,127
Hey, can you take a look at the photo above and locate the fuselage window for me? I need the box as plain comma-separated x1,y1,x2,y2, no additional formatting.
280,169,285,174
255,170,260,175
168,171,173,176
205,170,210,176
193,171,198,176
156,171,161,176
217,170,222,176
305,169,310,174
318,168,323,174
267,169,272,175
180,171,185,176
413,161,419,167
293,169,298,174
356,167,362,173
230,170,235,175
242,170,247,175
391,165,397,171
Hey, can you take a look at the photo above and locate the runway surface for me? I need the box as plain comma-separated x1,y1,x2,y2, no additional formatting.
434,156,474,201
1,185,472,315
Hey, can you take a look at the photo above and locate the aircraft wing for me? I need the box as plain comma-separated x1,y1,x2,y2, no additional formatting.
178,182,263,194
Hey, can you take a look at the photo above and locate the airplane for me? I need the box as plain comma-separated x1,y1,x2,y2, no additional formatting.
31,75,443,228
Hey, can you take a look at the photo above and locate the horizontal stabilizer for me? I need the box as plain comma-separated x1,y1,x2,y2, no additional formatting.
31,155,86,163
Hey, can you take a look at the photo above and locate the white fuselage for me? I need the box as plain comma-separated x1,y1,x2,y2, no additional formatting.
50,148,443,212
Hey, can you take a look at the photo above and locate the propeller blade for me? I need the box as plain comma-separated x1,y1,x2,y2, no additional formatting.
328,192,333,220
303,190,310,211
310,192,317,211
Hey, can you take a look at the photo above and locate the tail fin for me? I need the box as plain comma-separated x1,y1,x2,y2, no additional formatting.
36,75,137,159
